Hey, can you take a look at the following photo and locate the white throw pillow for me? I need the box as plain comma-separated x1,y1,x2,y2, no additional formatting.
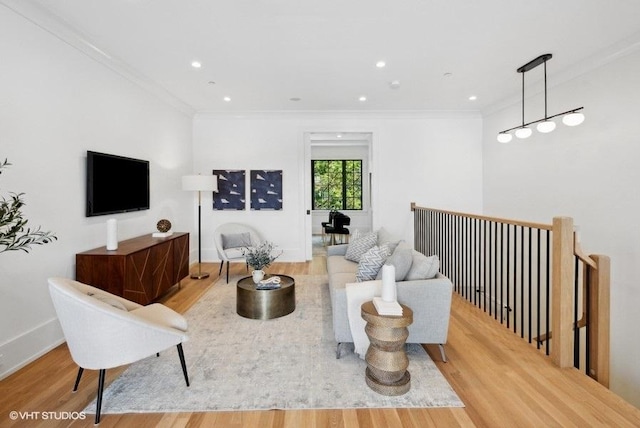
376,242,413,281
221,232,252,249
356,245,390,282
345,231,378,263
404,252,440,281
377,227,401,254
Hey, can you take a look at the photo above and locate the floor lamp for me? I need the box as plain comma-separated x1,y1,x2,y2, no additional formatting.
182,174,218,279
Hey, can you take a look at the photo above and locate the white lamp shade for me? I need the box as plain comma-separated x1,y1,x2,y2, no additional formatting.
497,133,513,143
515,127,532,139
562,112,585,126
182,174,218,192
536,120,556,133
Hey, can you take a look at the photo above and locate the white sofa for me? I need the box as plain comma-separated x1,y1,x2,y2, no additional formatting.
326,234,453,360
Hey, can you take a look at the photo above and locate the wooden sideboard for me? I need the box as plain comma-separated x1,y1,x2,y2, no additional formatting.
76,232,189,305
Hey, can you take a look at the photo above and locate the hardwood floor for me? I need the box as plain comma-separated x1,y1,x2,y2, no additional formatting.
2,254,639,427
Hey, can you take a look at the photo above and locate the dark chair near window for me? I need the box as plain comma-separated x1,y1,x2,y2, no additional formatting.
321,210,337,244
325,212,351,244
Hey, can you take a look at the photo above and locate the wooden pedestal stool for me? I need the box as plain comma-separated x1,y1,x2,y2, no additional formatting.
361,301,413,396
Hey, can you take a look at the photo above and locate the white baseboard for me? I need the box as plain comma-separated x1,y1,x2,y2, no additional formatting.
0,317,65,380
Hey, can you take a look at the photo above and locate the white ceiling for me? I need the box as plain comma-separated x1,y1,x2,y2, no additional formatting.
6,0,640,114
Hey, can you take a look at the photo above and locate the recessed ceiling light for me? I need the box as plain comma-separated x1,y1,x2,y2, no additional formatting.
389,80,401,89
191,61,202,68
223,96,231,102
376,61,386,68
359,96,367,102
337,134,343,138
443,72,452,77
208,81,216,85
289,97,301,102
469,95,477,101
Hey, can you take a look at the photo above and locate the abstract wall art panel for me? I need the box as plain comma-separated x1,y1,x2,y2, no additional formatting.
250,170,283,210
213,169,246,210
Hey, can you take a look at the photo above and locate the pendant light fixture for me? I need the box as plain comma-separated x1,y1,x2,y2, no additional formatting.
497,54,584,143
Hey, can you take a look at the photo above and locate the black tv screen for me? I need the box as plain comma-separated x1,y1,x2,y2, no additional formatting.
86,151,150,217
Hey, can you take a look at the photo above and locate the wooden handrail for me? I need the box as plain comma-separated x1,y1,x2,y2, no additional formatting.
411,203,553,231
574,237,597,269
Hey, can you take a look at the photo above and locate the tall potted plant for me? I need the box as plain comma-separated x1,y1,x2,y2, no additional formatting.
0,159,57,253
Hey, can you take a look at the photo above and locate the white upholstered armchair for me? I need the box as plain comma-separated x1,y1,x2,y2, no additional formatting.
214,223,262,283
48,277,190,425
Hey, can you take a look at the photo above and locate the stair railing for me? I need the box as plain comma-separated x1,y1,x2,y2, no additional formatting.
411,203,610,386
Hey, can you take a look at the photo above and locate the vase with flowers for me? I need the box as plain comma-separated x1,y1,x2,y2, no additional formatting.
242,241,282,283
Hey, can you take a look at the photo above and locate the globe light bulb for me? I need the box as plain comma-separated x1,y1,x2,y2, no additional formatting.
562,112,585,126
497,133,513,143
515,127,532,139
537,120,556,133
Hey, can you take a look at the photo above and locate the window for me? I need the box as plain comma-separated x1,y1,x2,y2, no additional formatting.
312,160,362,210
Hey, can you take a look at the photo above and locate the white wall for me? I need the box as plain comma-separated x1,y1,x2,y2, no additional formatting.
193,112,483,261
482,48,640,407
0,7,194,378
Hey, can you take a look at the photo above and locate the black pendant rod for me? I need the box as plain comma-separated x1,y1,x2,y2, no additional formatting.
544,60,549,119
521,72,525,127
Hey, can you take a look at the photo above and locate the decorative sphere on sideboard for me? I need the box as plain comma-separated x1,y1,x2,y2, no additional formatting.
156,219,172,233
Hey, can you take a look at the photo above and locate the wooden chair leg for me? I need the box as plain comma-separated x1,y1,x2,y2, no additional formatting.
72,367,84,392
177,344,190,387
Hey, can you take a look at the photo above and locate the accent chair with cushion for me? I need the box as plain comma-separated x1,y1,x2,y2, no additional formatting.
48,277,190,425
214,223,263,283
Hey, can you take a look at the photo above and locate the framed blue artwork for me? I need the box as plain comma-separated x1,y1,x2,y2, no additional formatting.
250,170,283,210
213,169,245,210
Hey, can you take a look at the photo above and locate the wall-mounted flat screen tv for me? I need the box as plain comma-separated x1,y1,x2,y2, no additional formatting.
86,151,150,217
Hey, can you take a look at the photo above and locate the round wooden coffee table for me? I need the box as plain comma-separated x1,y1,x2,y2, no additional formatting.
361,301,413,396
236,274,295,320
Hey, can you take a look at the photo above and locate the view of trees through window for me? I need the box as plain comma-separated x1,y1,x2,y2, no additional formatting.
312,160,362,210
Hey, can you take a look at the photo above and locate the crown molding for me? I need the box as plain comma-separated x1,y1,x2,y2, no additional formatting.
1,0,195,117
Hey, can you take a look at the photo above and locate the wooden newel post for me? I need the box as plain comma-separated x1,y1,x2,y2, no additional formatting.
551,216,575,368
589,254,610,387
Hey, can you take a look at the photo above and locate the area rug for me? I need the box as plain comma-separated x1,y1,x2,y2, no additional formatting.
85,274,463,414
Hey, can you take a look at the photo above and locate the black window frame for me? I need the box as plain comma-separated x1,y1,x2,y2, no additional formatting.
311,159,363,211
